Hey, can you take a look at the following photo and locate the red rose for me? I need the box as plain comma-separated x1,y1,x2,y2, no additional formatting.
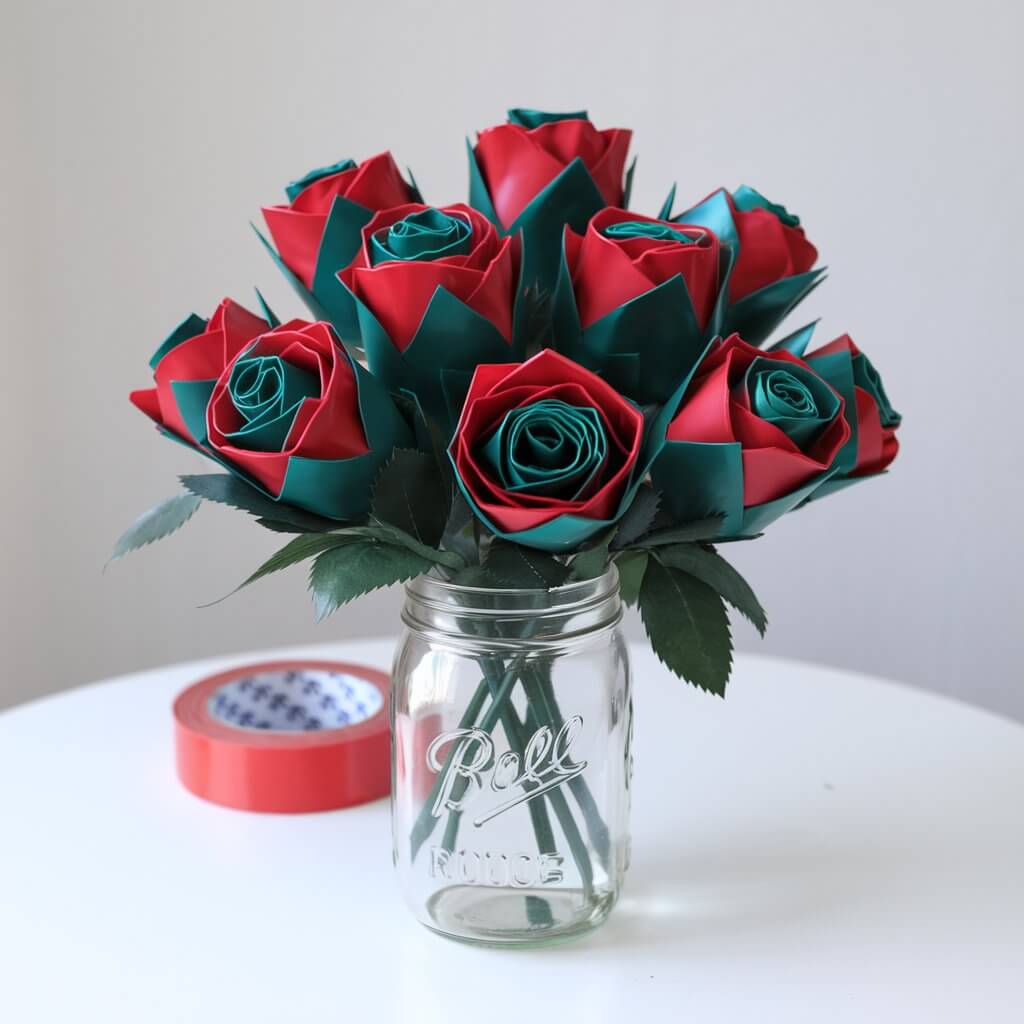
205,320,369,497
474,115,631,229
450,348,647,551
339,203,517,353
129,298,269,445
566,207,721,329
262,152,416,290
666,334,849,507
724,187,818,301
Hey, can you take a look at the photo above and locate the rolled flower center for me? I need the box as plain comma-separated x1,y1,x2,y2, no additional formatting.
224,353,320,451
742,359,840,447
370,208,473,265
481,399,609,501
285,158,356,202
603,220,699,244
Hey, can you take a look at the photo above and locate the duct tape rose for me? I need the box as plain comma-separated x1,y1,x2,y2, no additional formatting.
131,301,412,520
551,207,728,403
469,108,633,293
661,184,823,346
339,203,525,433
769,326,901,502
449,348,672,552
651,334,851,537
256,152,420,348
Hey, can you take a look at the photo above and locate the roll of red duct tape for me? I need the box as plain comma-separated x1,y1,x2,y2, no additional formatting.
173,660,390,813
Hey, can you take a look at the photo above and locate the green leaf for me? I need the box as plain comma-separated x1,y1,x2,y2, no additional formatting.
614,549,648,607
108,493,202,564
637,515,725,547
309,541,433,622
569,527,616,581
653,544,767,636
180,474,339,532
612,485,660,548
448,564,496,588
204,533,357,606
484,540,570,589
345,524,465,571
440,490,479,567
370,449,447,546
639,557,733,696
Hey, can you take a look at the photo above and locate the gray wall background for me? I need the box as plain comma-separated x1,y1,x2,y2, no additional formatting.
2,0,1022,717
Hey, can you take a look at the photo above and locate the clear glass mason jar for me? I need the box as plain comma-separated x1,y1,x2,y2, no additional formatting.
390,568,631,947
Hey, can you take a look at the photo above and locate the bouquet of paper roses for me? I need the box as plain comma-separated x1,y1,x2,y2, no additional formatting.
117,107,899,695
115,107,901,943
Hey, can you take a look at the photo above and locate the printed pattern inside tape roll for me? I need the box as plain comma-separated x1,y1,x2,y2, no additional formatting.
207,669,383,732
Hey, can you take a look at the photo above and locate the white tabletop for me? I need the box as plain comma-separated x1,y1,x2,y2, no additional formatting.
1,640,1022,1023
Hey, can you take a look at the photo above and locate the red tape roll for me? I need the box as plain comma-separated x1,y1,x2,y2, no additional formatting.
173,660,390,813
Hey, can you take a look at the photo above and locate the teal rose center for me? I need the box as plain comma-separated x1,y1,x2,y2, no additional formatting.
224,353,320,451
370,208,473,265
603,220,698,244
742,358,840,447
481,399,609,500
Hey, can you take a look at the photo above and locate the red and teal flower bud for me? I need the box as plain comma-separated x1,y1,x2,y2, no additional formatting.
661,185,822,346
651,334,850,537
469,108,633,294
551,207,727,403
450,349,669,552
131,302,412,520
340,203,525,433
256,152,420,347
770,328,901,500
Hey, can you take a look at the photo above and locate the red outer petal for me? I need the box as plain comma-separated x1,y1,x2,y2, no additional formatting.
474,124,567,228
262,205,324,289
586,128,632,206
336,151,413,210
729,208,818,301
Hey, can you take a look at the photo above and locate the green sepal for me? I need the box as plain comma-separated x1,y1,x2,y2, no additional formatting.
352,282,524,437
768,320,818,357
657,183,677,222
651,439,839,539
253,288,281,328
552,232,712,404
623,156,637,209
723,268,827,347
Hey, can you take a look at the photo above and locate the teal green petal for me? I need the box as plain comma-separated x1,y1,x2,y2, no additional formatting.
853,352,902,427
732,184,801,227
673,189,739,249
149,313,208,371
285,159,356,203
170,379,217,446
801,348,859,475
507,108,588,128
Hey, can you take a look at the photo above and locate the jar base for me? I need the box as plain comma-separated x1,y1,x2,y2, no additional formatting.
422,884,616,948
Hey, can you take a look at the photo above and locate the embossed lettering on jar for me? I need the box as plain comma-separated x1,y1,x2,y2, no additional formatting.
390,569,631,946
